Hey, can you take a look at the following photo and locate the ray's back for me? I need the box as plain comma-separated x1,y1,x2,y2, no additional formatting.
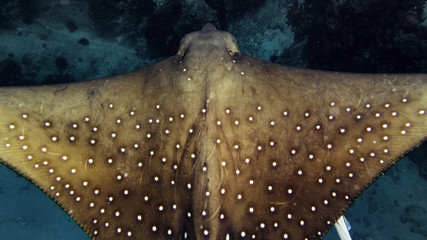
0,24,426,239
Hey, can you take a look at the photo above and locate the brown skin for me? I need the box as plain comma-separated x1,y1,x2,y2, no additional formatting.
0,24,426,239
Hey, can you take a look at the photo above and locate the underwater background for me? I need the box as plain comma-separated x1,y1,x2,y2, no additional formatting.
0,0,426,239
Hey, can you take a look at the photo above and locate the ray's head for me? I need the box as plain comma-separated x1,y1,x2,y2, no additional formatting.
177,23,240,59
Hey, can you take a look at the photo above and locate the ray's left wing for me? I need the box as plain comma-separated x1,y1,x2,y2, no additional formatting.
0,57,206,239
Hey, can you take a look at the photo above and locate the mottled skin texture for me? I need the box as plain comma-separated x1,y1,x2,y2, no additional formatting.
0,24,426,239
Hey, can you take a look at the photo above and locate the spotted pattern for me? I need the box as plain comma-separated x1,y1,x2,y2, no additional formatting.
0,24,426,240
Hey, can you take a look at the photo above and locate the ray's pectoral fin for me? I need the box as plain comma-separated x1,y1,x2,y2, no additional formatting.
0,63,206,239
202,57,427,239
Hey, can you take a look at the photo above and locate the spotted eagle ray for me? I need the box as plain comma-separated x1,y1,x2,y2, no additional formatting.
0,23,426,240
